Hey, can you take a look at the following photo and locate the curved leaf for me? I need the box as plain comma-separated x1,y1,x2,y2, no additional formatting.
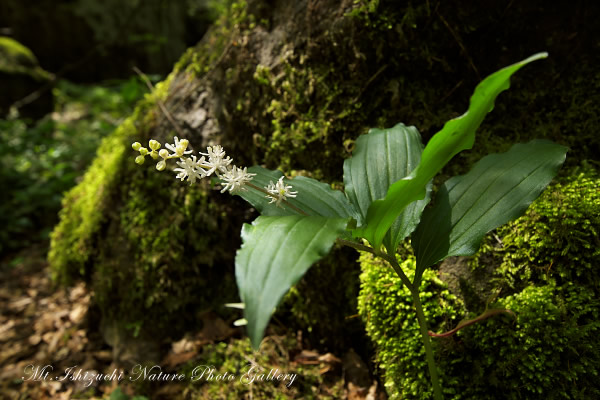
354,53,549,249
236,166,360,220
412,140,567,285
235,215,348,348
343,123,430,251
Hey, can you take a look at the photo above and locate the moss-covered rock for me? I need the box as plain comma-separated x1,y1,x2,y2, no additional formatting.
481,168,600,292
358,169,600,399
49,0,600,365
358,251,465,399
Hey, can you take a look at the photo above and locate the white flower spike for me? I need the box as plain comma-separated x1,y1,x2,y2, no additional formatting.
200,145,233,177
220,166,257,193
266,176,298,207
132,137,275,199
174,155,205,185
165,136,193,157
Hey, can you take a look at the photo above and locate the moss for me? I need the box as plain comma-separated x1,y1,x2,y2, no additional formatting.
471,168,600,292
458,283,600,400
47,73,239,341
175,336,344,399
0,36,51,80
357,251,464,400
48,75,175,284
360,169,600,399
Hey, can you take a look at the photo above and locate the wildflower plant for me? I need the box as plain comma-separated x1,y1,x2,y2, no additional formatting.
131,53,567,399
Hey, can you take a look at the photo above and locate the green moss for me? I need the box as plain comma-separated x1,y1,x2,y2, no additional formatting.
48,75,175,284
46,73,238,341
360,169,600,399
179,336,344,399
458,283,600,399
174,0,253,77
357,251,464,400
471,168,600,292
0,36,51,80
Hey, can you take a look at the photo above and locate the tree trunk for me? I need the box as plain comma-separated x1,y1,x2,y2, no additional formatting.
49,0,600,366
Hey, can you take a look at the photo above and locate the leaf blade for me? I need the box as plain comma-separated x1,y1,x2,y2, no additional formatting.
235,215,348,348
343,123,429,250
354,53,549,249
236,166,360,220
412,140,567,284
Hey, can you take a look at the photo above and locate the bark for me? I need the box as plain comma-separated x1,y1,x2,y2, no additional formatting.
49,0,600,365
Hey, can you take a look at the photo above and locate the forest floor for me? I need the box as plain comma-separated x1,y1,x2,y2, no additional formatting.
0,243,384,400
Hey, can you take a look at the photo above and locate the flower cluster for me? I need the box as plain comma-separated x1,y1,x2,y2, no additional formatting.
132,137,298,206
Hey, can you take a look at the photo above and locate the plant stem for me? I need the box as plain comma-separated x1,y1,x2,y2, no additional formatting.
245,182,309,216
337,239,414,292
337,240,441,398
412,289,444,400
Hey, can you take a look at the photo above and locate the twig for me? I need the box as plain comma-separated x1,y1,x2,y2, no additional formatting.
133,66,184,137
428,308,516,338
437,11,480,80
352,64,388,103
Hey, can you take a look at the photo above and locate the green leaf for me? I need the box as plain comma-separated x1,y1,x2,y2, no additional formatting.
343,123,430,252
353,52,549,249
236,215,348,348
412,140,567,285
236,166,360,220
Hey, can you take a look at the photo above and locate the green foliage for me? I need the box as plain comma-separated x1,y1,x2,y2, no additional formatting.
361,172,600,398
355,53,548,249
342,123,430,251
476,168,600,291
0,77,149,256
359,253,600,399
0,36,51,80
357,251,464,400
412,140,567,283
236,215,348,348
235,54,565,355
48,75,171,282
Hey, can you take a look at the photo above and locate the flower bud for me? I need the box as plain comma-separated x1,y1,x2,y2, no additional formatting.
139,147,149,156
156,160,166,171
149,139,161,150
150,151,159,160
159,149,169,159
135,155,145,165
132,142,142,151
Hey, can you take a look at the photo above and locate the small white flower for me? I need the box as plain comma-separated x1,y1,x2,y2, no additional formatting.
199,145,233,177
266,176,298,207
165,136,193,157
174,155,205,185
220,166,256,193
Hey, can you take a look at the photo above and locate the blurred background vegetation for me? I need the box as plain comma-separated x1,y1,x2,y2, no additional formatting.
0,0,230,260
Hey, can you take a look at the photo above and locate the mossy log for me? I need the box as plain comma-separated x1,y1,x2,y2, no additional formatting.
49,0,600,365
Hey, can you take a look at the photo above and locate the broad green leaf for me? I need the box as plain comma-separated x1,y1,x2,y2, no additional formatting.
235,166,360,220
236,215,348,348
412,140,567,286
343,123,430,252
353,52,548,249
